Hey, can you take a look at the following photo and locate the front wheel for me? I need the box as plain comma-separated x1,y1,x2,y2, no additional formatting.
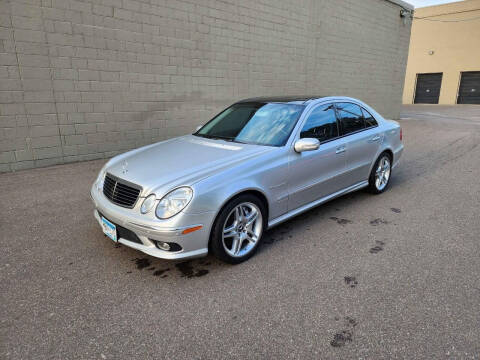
210,194,266,264
367,152,392,194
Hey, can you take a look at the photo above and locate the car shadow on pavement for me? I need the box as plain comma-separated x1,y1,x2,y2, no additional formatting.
256,166,410,257
99,178,406,280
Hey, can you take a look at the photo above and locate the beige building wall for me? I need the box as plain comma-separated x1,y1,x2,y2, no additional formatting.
403,0,480,104
0,0,412,172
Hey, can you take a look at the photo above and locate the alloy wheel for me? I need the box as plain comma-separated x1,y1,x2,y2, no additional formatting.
375,156,391,191
222,202,263,258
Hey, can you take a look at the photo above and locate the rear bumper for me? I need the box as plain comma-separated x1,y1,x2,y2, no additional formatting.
91,185,213,260
392,144,404,169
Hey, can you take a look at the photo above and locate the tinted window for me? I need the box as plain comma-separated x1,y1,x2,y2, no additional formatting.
300,104,338,142
362,108,378,128
196,102,305,146
336,103,365,135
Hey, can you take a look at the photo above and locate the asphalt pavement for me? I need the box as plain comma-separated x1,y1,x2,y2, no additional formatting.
1,105,479,359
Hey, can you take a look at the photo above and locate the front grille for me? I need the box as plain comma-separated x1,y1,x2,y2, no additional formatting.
103,173,141,208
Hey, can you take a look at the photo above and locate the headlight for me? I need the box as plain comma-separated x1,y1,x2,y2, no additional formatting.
155,187,193,219
140,194,156,214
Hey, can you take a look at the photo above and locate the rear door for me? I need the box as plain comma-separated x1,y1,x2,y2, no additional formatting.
457,72,480,104
414,73,443,104
335,103,381,187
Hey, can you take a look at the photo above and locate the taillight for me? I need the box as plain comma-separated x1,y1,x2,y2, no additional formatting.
400,128,403,141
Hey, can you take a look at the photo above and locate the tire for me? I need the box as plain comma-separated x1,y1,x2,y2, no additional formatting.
367,152,392,194
210,194,267,264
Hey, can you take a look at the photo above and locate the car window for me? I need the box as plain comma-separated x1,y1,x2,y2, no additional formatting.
300,104,338,142
362,108,378,128
335,103,365,135
195,102,305,146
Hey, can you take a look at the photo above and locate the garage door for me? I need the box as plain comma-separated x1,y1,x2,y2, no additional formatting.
414,73,443,104
457,72,480,104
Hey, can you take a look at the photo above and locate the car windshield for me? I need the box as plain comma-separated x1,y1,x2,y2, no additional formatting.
194,102,306,146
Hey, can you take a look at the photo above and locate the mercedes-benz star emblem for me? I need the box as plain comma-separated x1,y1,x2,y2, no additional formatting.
122,161,128,174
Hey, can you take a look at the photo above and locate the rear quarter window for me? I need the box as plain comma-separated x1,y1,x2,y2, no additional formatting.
362,108,378,128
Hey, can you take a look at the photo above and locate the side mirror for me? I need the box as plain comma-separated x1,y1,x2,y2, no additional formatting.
294,138,320,153
195,125,202,132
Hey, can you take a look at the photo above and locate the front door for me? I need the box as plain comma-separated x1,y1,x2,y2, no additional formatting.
288,103,348,211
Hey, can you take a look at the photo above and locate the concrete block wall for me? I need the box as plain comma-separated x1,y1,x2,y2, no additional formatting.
0,0,411,172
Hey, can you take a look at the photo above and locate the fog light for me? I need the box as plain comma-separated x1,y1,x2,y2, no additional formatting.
151,240,182,252
156,241,170,251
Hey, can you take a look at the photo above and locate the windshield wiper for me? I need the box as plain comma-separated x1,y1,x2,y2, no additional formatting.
216,137,249,144
195,134,246,144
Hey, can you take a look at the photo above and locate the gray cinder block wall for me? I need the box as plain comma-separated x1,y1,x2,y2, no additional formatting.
0,0,412,172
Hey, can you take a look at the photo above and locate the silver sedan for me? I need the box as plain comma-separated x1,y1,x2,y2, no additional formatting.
91,96,403,263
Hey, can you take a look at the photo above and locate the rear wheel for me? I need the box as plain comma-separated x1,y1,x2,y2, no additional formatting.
210,194,266,264
367,152,392,194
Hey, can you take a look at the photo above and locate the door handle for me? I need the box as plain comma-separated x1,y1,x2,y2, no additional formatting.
369,135,381,142
335,146,346,154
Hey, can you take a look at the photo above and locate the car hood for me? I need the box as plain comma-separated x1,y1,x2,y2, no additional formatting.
106,135,273,196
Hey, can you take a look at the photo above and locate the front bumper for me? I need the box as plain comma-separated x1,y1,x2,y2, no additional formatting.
90,185,214,260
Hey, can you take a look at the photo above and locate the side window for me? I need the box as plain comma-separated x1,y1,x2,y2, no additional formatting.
335,103,365,135
300,104,339,142
362,108,378,128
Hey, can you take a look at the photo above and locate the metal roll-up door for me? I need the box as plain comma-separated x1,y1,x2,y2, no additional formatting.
414,73,443,104
457,72,480,104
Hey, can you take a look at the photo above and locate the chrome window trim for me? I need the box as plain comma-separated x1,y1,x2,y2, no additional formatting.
360,106,379,129
288,99,381,150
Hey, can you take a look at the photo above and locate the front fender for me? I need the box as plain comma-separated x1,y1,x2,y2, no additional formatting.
186,179,271,217
183,148,289,230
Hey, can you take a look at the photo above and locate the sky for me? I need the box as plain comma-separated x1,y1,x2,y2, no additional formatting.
406,0,464,8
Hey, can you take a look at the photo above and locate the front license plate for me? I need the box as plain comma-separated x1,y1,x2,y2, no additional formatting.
101,216,117,242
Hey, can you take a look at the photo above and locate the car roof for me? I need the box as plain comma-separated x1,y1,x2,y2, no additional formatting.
236,96,326,105
232,96,384,123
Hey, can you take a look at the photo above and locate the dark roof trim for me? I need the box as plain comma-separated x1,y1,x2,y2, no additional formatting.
237,96,325,104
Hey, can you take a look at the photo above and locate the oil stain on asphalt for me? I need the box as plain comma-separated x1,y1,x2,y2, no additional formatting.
344,276,358,288
262,224,292,245
175,261,209,278
331,276,359,347
330,217,353,225
370,218,389,226
133,258,151,270
331,331,352,347
331,316,357,347
153,268,170,277
369,240,385,254
130,257,210,278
